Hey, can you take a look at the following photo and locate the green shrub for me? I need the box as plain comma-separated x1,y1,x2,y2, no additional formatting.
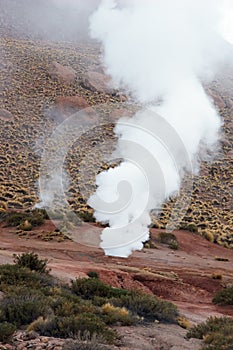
0,322,16,342
157,232,179,250
5,212,29,227
71,278,129,300
180,223,198,233
0,292,49,327
31,314,117,343
32,208,49,220
87,271,99,279
212,285,233,305
158,232,178,245
187,316,233,350
78,211,96,223
169,240,179,250
13,252,50,274
0,264,56,292
71,279,177,324
5,210,45,228
92,296,110,307
52,297,97,317
143,240,158,249
112,291,178,323
0,262,178,345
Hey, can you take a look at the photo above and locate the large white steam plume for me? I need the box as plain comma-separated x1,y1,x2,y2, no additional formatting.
88,0,232,257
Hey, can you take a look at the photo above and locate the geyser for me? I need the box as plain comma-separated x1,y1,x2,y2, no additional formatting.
88,0,232,257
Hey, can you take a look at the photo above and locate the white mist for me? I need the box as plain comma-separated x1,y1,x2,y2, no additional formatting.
88,0,232,257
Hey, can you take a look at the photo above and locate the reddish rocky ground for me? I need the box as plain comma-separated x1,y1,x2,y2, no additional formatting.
1,221,233,349
1,222,232,325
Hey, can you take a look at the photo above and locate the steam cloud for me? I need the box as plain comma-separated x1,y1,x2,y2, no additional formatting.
1,0,100,41
88,0,232,257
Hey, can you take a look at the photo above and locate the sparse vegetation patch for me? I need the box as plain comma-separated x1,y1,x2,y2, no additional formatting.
212,285,233,305
0,254,179,345
187,316,233,350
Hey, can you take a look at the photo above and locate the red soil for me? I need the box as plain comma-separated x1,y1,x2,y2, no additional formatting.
0,222,233,324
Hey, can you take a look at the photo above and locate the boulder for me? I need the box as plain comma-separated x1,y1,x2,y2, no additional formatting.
48,96,96,124
82,70,116,94
53,96,90,113
0,108,13,121
48,61,76,84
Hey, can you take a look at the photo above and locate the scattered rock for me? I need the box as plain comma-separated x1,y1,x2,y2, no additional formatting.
116,324,202,350
52,96,90,114
2,344,14,350
10,331,64,350
48,96,96,124
17,343,27,350
21,331,39,341
0,108,13,121
48,61,76,84
82,71,116,94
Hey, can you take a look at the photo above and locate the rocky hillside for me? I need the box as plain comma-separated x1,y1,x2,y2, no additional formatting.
0,9,232,247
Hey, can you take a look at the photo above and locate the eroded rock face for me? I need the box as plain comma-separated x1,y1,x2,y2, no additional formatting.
48,62,76,84
82,70,116,94
48,95,96,124
0,108,13,121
